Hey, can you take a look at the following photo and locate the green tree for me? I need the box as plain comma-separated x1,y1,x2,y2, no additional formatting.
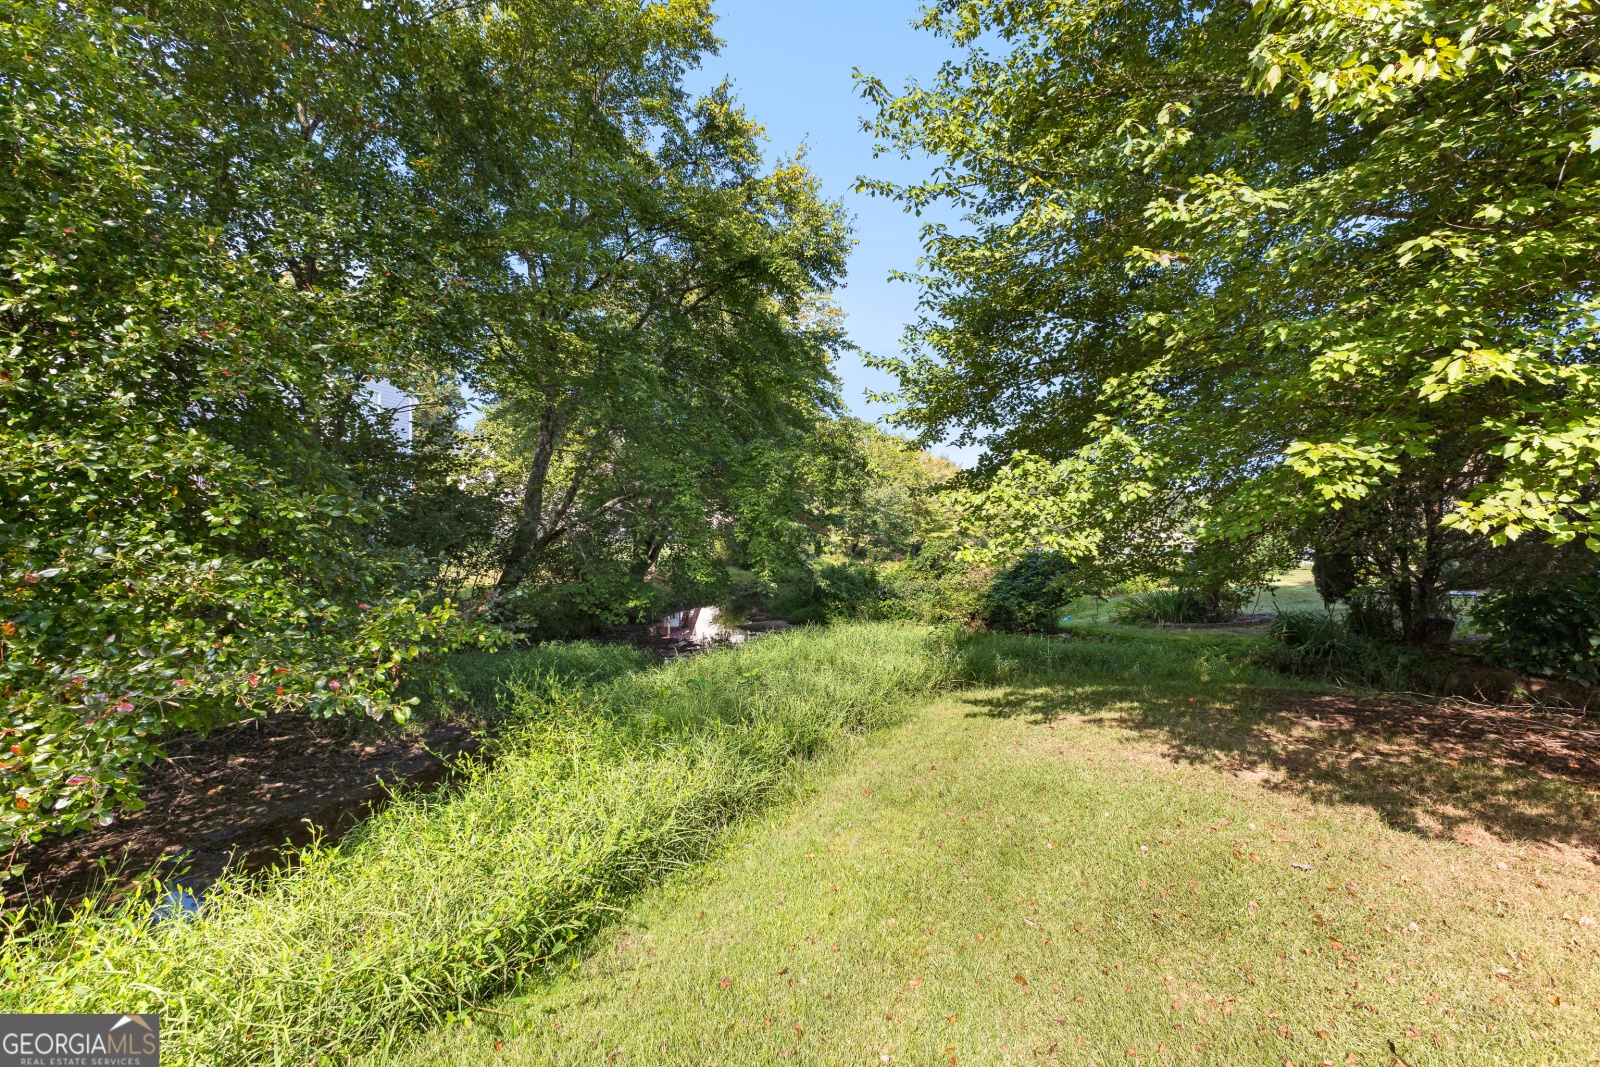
860,0,1599,642
0,0,614,839
826,419,959,562
419,3,854,608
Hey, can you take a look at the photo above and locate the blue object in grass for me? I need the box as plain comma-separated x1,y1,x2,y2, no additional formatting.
150,881,204,925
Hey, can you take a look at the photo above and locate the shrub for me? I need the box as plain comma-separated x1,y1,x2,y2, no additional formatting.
1113,584,1248,625
981,551,1084,633
767,561,894,623
882,541,990,625
0,624,950,1066
1476,577,1600,685
1264,611,1451,692
492,569,672,640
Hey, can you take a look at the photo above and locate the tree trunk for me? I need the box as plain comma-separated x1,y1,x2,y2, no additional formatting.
497,403,571,590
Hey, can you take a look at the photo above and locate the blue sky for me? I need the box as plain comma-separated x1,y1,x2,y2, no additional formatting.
684,1,981,466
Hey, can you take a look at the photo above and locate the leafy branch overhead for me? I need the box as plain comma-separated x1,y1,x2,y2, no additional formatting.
858,0,1599,639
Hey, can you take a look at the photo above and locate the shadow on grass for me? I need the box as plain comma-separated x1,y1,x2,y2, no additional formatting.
964,680,1600,862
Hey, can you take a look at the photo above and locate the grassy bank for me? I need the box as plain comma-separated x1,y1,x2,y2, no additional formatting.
374,629,1600,1066
0,624,951,1066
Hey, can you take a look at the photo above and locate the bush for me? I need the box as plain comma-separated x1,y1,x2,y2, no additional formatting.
1116,588,1209,624
1476,577,1600,685
0,624,951,1066
981,551,1084,633
492,569,672,640
767,561,895,623
1114,585,1250,625
1264,611,1451,692
882,541,990,625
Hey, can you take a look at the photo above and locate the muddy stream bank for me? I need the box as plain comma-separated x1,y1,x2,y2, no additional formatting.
4,609,789,913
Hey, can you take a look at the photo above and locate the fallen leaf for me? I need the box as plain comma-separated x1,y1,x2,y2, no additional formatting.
1014,974,1029,986
719,978,732,987
909,978,924,988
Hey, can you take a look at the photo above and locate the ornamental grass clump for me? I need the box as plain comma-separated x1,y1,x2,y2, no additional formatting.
0,624,950,1066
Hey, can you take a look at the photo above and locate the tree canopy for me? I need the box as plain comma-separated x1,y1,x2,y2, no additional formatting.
1,0,853,839
861,0,1599,638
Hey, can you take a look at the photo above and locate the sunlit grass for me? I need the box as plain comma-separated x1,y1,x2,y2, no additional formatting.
1062,566,1325,626
1248,565,1324,616
376,631,1600,1067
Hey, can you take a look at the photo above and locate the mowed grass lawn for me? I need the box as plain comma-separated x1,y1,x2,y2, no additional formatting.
377,631,1600,1067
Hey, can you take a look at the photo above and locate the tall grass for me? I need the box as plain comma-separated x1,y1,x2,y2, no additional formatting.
1265,610,1453,692
957,625,1291,689
1112,587,1249,625
0,625,950,1066
444,641,655,716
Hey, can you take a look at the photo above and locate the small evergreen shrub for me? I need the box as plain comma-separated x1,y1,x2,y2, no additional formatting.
1476,577,1600,685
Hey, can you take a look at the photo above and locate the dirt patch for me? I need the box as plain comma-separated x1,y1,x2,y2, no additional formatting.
5,715,480,912
1265,692,1600,784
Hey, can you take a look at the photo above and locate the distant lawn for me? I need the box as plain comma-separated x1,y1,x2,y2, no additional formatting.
378,629,1600,1067
1248,565,1324,616
1063,565,1325,625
